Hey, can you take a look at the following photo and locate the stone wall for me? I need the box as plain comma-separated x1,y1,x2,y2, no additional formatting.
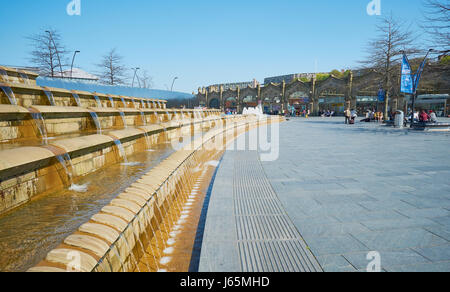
28,115,284,272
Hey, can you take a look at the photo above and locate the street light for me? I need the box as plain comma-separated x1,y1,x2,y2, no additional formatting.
70,50,80,79
132,67,140,87
171,77,179,91
45,30,64,78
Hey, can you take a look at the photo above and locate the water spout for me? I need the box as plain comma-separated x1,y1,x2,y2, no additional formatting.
121,97,127,108
71,93,82,107
108,96,115,108
17,70,30,85
30,112,48,144
42,89,56,106
93,95,102,108
55,153,88,192
140,112,147,126
89,112,102,134
1,86,17,105
119,111,128,129
0,69,9,82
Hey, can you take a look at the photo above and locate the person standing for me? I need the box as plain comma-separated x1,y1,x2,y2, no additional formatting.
344,108,351,124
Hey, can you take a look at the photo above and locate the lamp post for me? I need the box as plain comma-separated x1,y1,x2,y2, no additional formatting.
171,77,179,91
45,30,64,78
70,50,80,79
132,67,140,87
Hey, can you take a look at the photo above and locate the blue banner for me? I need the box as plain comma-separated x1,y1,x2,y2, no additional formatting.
414,58,428,92
400,54,414,94
377,89,385,102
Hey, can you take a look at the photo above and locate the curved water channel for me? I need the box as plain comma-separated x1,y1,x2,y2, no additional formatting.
0,131,205,272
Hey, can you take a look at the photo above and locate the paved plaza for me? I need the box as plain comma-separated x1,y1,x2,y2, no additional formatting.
199,117,450,272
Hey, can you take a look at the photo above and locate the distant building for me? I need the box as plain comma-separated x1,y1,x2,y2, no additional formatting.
264,73,328,84
207,79,259,91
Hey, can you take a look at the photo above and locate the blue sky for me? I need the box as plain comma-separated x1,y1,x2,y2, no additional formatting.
0,0,426,93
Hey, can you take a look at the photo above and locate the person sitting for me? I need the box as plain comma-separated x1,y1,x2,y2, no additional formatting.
429,110,438,123
419,110,430,123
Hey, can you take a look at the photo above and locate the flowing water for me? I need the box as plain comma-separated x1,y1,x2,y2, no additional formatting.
0,69,9,82
71,93,82,107
108,96,115,108
93,95,102,107
89,112,102,134
140,112,147,126
18,71,30,85
0,142,177,272
42,89,55,106
30,112,49,143
1,86,17,105
119,111,127,129
120,97,127,108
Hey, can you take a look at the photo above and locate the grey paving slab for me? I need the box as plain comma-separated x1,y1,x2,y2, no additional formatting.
199,150,322,272
200,118,450,272
259,118,450,272
343,250,430,270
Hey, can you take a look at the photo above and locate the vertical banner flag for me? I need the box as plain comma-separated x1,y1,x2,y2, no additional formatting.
400,54,414,94
377,88,385,102
414,57,428,92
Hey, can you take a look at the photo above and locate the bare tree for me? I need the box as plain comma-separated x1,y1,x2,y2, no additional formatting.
28,28,68,77
422,0,450,50
360,14,419,119
139,70,154,89
96,48,128,85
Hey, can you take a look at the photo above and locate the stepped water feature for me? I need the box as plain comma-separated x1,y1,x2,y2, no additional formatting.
121,97,127,108
0,85,17,105
42,88,56,106
140,111,147,126
17,70,30,85
55,153,88,193
0,65,282,273
29,111,49,143
89,111,102,134
119,111,128,129
0,68,8,82
71,92,82,107
93,95,102,107
108,96,115,108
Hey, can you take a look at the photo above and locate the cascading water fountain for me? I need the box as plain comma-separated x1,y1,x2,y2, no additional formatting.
119,111,128,129
93,95,102,107
0,68,9,82
55,153,88,193
108,96,115,108
30,112,49,144
1,85,18,105
112,139,141,166
71,92,82,107
140,112,147,126
17,70,30,85
114,139,128,164
89,111,102,134
42,88,56,106
121,97,127,108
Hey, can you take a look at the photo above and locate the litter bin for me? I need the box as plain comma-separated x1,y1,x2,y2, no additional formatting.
394,110,404,128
